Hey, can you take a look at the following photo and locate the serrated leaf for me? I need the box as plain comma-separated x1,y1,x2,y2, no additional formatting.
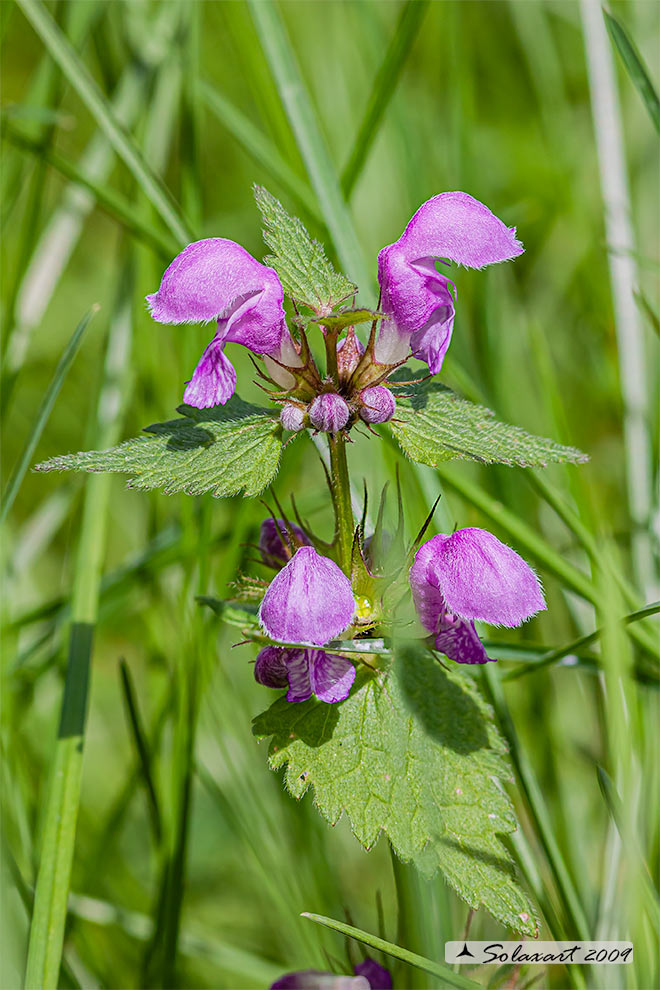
35,397,283,498
389,377,587,468
254,184,356,312
253,642,537,936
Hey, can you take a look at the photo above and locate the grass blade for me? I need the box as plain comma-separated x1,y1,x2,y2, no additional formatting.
248,0,372,294
200,81,321,223
118,660,163,846
2,125,178,258
603,8,660,132
301,913,481,989
0,306,96,526
341,1,429,197
24,268,134,989
17,0,193,246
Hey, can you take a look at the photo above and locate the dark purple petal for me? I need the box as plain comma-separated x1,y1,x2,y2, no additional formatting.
284,650,314,703
359,386,396,424
182,331,237,408
410,527,546,629
309,393,350,433
254,646,291,688
271,972,369,990
308,650,355,703
259,518,310,565
259,547,356,645
434,614,494,665
353,959,393,990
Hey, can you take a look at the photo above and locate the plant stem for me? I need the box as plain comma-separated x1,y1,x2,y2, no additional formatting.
328,434,354,573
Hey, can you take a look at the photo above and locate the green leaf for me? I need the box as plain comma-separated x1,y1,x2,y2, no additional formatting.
389,376,587,468
254,184,356,312
253,642,537,936
316,308,382,332
604,9,660,133
35,397,284,498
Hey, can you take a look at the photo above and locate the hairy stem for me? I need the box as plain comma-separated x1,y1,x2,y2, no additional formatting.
328,434,354,573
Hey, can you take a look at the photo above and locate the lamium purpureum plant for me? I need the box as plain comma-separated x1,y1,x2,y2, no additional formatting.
37,186,587,937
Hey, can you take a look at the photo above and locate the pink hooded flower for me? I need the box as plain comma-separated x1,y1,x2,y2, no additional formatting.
409,527,545,664
376,192,523,374
147,238,298,408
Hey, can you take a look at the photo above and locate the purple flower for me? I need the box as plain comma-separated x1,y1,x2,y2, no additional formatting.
259,517,310,566
147,238,299,408
376,192,523,374
410,527,545,665
255,646,355,703
270,959,390,989
259,546,356,645
359,386,396,424
309,393,350,433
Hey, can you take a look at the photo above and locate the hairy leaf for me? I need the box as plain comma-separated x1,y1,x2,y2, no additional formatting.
254,184,356,312
253,642,537,935
35,398,283,497
389,377,587,468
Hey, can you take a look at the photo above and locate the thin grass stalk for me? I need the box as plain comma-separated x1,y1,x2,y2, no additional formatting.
579,0,656,601
24,267,134,988
247,0,372,295
341,0,429,198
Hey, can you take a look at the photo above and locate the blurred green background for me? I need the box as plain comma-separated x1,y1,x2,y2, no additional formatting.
1,1,658,988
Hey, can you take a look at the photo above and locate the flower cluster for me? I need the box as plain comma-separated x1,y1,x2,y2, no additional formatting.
252,516,544,705
147,192,522,434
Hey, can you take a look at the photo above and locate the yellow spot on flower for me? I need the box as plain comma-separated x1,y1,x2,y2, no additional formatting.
354,596,373,620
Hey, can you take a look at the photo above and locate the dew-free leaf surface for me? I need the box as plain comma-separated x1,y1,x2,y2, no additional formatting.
254,184,356,312
35,397,283,497
253,642,537,936
389,376,587,468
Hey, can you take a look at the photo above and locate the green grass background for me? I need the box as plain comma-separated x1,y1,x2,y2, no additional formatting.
1,1,658,988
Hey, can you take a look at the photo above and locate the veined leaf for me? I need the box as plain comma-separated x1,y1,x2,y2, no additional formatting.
253,642,537,936
389,376,587,468
35,397,283,498
254,184,356,312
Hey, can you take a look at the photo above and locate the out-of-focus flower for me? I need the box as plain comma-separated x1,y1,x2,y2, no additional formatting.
376,192,523,374
147,238,300,408
270,958,391,989
259,546,356,646
409,527,545,664
259,518,310,566
255,646,355,703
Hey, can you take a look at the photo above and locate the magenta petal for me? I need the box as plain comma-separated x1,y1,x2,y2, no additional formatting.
259,547,356,646
393,191,523,270
182,333,237,408
308,650,355,703
147,238,287,356
271,972,369,990
254,646,291,688
434,615,494,665
410,528,546,628
259,518,310,566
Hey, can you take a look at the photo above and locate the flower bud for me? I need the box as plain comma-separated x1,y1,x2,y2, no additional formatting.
309,393,350,433
280,402,306,432
336,327,365,379
359,386,396,424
